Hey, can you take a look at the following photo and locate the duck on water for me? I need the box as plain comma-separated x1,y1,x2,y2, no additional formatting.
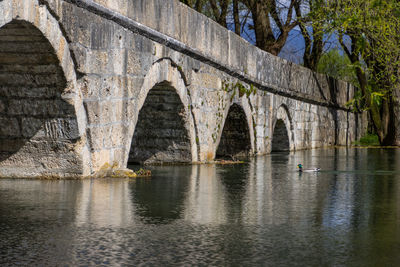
297,164,320,172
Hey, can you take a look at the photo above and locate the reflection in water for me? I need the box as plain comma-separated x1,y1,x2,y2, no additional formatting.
129,166,192,224
1,148,400,265
184,165,228,224
75,179,135,227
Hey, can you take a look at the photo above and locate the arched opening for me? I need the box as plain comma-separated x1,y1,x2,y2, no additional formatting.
216,104,251,159
128,82,192,165
271,119,290,152
0,21,81,177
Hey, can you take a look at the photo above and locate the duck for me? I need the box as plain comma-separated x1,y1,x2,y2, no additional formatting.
297,164,320,172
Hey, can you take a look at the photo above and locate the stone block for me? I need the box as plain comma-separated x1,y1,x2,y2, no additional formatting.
99,101,113,124
0,138,26,153
8,100,57,116
102,125,113,148
0,99,4,113
86,50,110,74
112,100,124,122
91,149,111,171
69,43,89,74
48,100,76,117
196,73,221,90
110,49,126,75
126,76,144,98
111,123,126,147
126,50,143,75
43,118,80,140
112,147,125,166
0,116,20,137
21,117,43,138
155,0,176,39
84,101,101,125
110,26,128,49
90,22,114,50
87,126,104,151
80,76,101,100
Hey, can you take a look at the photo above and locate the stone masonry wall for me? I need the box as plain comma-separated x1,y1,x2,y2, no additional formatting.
0,0,367,177
129,83,192,164
216,104,251,159
79,0,355,108
271,120,290,152
0,20,83,177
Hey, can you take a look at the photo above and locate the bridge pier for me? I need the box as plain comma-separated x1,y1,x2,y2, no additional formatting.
0,0,89,178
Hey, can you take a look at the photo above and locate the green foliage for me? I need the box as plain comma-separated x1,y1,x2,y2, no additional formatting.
222,80,257,98
313,0,400,144
345,89,363,112
352,133,380,146
317,49,358,86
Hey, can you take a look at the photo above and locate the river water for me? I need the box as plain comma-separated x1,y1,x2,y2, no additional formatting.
1,148,400,266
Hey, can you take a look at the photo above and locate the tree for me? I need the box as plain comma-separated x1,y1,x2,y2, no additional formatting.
317,49,358,86
233,0,241,35
179,0,207,12
180,0,302,57
208,0,231,28
318,0,400,145
295,0,324,70
240,0,300,56
179,0,232,27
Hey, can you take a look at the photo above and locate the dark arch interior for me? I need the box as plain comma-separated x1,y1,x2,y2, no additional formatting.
216,104,251,159
271,119,290,152
0,21,81,176
128,82,192,165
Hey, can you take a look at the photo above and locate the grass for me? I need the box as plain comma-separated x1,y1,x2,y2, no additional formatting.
352,133,380,146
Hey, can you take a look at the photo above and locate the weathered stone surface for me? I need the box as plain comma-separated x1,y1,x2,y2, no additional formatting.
0,0,369,179
271,119,290,152
216,104,251,158
129,85,192,164
0,19,84,178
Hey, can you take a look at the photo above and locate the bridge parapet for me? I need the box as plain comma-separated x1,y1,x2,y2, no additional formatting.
69,0,355,109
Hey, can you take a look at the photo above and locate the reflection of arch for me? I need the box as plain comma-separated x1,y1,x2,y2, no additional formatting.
216,103,253,159
0,2,87,177
130,166,191,223
125,59,198,165
271,105,295,152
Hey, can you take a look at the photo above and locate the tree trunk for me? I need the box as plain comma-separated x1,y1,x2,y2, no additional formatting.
209,0,229,28
233,0,241,35
251,3,277,54
248,0,298,56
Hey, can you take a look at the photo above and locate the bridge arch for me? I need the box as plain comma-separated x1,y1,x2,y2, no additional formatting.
126,59,198,165
271,105,295,152
0,6,88,177
216,101,255,159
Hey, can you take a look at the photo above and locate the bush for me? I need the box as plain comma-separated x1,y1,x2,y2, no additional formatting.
352,134,380,146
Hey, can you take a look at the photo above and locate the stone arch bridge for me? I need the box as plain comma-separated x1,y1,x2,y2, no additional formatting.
0,0,366,178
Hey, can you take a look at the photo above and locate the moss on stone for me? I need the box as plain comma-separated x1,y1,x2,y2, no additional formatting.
94,162,151,178
222,80,257,98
